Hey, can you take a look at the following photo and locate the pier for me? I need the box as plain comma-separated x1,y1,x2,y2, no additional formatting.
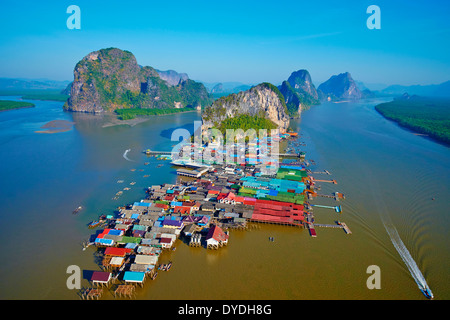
313,179,337,184
311,204,342,213
310,221,352,235
340,222,352,234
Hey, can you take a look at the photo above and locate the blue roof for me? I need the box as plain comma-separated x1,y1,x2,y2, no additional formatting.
94,238,114,246
108,229,123,236
123,271,145,282
134,202,151,207
131,213,140,219
153,221,162,228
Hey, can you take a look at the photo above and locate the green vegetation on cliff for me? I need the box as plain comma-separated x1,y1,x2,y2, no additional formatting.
215,114,278,135
67,48,213,114
375,98,450,145
278,81,302,116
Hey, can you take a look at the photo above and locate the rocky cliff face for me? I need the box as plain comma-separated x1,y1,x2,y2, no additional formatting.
211,83,224,94
278,69,320,117
156,69,189,86
64,48,212,113
278,81,303,116
202,83,290,131
317,72,363,101
287,69,319,100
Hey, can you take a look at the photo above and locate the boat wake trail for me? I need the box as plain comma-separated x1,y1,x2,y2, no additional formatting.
123,149,135,162
368,173,433,299
382,219,433,299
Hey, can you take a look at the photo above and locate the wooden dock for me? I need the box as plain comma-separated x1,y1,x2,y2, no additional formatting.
144,149,172,155
313,221,352,235
315,223,343,229
313,179,337,184
340,222,352,234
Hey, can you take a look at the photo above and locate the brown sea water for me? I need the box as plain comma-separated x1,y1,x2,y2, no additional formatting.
0,97,448,300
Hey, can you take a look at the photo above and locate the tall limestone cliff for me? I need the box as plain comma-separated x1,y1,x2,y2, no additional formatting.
202,83,290,132
278,69,320,117
317,72,363,101
64,48,212,113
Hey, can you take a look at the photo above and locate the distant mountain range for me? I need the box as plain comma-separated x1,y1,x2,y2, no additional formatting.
201,82,253,95
0,78,70,91
2,61,449,118
378,81,450,97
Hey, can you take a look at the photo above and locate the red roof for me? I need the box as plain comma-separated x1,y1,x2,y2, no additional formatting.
173,206,191,214
155,203,169,209
160,237,172,244
104,247,132,257
181,201,196,207
255,199,294,207
206,225,229,242
91,271,111,282
251,213,294,224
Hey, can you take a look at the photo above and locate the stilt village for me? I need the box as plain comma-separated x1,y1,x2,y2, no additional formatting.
79,131,350,299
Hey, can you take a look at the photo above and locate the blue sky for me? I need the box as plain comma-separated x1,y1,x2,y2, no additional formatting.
1,0,449,87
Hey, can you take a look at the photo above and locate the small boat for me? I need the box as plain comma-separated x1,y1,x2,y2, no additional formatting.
166,261,172,271
421,288,434,299
88,220,101,229
158,264,167,271
152,271,158,280
157,164,164,168
72,206,83,214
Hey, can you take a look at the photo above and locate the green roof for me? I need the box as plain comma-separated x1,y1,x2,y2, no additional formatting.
119,236,142,244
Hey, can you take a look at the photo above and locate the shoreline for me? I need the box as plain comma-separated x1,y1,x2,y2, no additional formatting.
0,105,35,112
375,107,450,147
99,110,199,128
